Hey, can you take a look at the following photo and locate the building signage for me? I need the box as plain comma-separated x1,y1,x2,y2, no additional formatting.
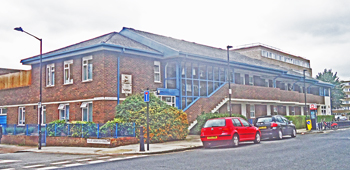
310,104,317,110
87,139,110,144
121,74,132,94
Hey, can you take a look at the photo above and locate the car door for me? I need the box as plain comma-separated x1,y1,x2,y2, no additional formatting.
232,118,245,140
281,116,292,135
239,118,256,140
276,116,288,135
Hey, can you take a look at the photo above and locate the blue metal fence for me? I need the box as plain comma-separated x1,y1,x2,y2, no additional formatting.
1,122,135,139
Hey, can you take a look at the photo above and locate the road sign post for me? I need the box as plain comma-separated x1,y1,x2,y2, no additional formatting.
144,89,150,151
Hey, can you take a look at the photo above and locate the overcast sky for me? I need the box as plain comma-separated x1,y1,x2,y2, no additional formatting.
1,0,349,80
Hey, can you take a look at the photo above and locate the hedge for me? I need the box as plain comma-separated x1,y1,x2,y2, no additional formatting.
115,94,188,143
194,112,247,135
285,115,335,129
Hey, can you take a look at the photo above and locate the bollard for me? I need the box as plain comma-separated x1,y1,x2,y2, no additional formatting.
140,126,145,152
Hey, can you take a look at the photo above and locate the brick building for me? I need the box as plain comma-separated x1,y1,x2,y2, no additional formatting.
0,27,333,130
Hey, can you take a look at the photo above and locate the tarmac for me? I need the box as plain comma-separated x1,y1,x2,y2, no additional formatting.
0,128,341,155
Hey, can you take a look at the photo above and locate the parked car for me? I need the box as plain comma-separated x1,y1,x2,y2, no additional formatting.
200,117,261,148
335,115,347,121
254,115,296,140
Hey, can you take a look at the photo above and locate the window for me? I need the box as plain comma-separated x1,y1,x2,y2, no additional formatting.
250,105,255,118
158,95,176,107
249,76,254,86
154,61,161,83
64,60,73,84
46,64,55,86
203,119,226,128
232,119,242,127
82,56,93,82
291,107,295,115
58,104,70,122
81,102,93,122
18,107,25,125
0,108,7,115
240,119,250,127
321,106,326,115
274,106,278,115
41,105,46,124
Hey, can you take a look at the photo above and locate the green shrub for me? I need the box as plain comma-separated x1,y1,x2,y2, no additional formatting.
115,94,189,142
46,120,96,138
317,115,335,122
15,127,26,134
285,115,307,129
194,112,247,135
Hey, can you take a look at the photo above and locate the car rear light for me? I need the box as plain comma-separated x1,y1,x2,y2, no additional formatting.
271,123,278,127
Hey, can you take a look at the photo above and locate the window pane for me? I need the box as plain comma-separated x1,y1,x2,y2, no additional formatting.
2,108,7,114
199,65,206,79
154,73,160,82
214,67,219,81
186,97,193,107
83,65,87,80
60,110,65,120
208,82,213,94
200,81,207,96
193,65,198,79
43,110,46,124
167,79,176,89
83,108,88,121
186,63,191,78
219,68,225,82
66,105,70,121
186,80,192,96
166,62,176,78
208,66,213,80
193,80,199,96
240,119,250,127
51,72,55,85
88,103,93,122
182,80,186,96
88,60,93,80
154,64,160,73
181,63,186,78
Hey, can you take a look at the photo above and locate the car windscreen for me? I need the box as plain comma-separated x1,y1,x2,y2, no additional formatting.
256,117,273,123
203,119,226,128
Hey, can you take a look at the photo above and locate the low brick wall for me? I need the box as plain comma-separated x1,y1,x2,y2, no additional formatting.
1,135,138,148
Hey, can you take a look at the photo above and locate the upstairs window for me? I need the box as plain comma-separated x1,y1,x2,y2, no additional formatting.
46,64,55,87
154,61,161,83
64,60,73,84
18,107,25,125
321,106,326,115
82,56,93,82
0,108,7,115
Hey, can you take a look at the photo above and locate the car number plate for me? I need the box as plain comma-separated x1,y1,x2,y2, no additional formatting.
207,136,217,139
259,126,267,129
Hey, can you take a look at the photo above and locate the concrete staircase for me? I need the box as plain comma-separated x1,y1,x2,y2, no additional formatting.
211,98,228,113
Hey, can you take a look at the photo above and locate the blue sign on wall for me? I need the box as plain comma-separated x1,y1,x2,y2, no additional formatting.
144,90,150,102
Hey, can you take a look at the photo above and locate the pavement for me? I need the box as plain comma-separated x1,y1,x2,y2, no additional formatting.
0,135,203,155
0,128,343,156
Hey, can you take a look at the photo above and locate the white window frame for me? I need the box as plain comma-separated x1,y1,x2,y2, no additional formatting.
59,104,70,122
321,106,326,115
0,107,7,115
250,105,255,118
40,105,46,125
18,107,25,125
64,60,73,85
82,56,93,82
81,102,93,122
157,95,176,107
46,64,55,87
154,61,161,83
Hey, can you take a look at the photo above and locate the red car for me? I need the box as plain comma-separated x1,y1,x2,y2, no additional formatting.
200,117,261,148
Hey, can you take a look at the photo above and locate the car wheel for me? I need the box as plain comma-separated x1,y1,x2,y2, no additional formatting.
291,128,296,138
232,134,239,147
277,130,283,140
254,132,261,144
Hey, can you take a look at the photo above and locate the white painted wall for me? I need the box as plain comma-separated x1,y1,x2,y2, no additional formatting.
241,104,247,117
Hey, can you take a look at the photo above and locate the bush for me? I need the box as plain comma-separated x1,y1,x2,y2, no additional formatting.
115,94,188,142
5,127,14,134
194,112,247,135
46,120,96,138
285,115,307,129
285,115,335,129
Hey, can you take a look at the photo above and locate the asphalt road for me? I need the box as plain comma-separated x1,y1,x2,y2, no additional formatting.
1,129,350,169
65,129,350,170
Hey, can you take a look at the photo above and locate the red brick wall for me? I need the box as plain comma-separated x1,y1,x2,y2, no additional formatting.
1,135,138,148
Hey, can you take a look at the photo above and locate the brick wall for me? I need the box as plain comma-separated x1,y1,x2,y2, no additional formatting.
1,135,138,148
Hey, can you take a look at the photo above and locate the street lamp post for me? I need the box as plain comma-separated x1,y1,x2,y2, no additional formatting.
14,27,43,150
303,69,308,130
227,45,233,117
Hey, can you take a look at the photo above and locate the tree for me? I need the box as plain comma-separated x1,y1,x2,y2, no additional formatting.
316,69,345,109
